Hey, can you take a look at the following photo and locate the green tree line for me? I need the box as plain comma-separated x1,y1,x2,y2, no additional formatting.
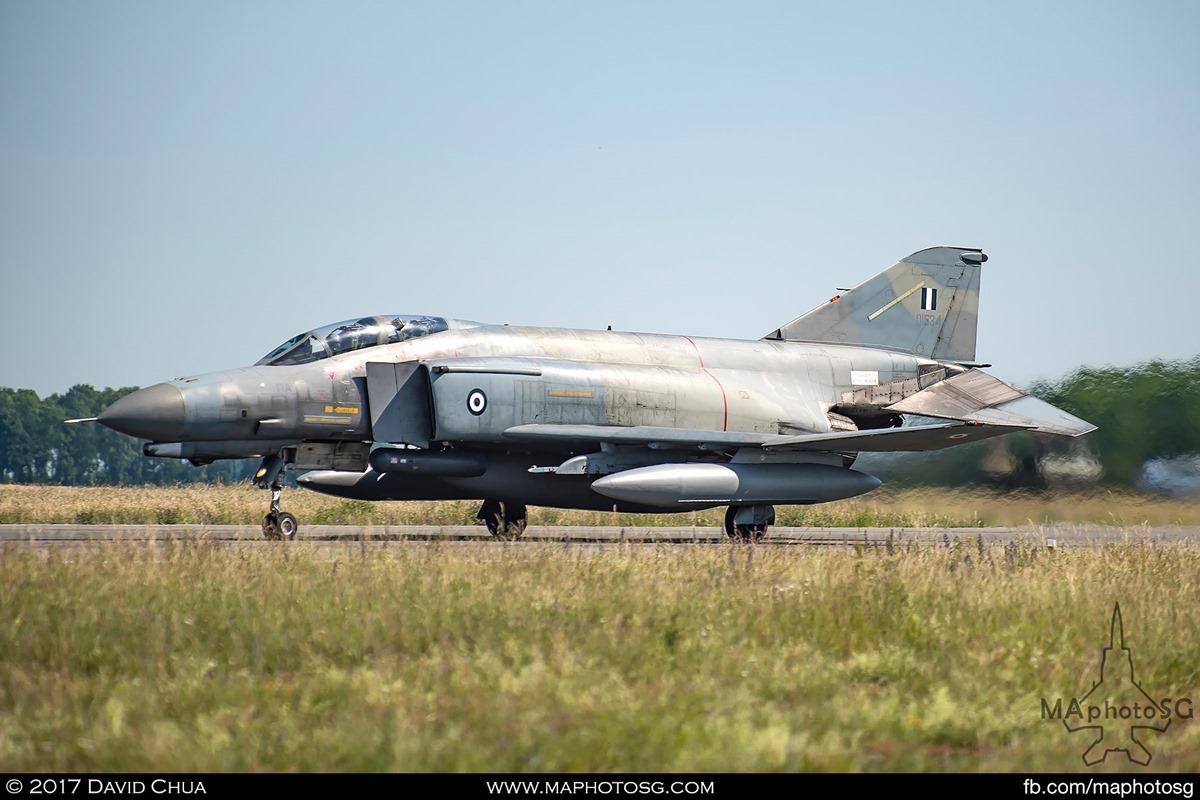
2,357,1198,488
0,385,253,485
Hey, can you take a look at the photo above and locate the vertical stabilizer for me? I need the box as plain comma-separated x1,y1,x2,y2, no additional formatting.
764,246,985,362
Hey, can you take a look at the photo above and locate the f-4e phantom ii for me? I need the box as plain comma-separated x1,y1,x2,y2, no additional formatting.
92,246,1095,540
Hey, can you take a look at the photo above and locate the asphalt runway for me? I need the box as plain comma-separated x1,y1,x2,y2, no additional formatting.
2,523,1197,551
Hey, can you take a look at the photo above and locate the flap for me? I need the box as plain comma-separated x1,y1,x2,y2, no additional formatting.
764,421,1030,452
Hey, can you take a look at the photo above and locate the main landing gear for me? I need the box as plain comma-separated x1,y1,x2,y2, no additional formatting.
255,454,298,541
724,505,775,542
478,499,528,540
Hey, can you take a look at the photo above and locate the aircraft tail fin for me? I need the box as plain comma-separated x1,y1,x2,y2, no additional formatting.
763,246,985,362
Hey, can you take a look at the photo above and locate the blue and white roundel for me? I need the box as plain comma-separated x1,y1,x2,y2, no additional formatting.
467,389,487,416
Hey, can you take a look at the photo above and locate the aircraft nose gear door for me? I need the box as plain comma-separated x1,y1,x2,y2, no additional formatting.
254,453,297,541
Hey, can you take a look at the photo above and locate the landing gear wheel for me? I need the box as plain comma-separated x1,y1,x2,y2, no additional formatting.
277,512,298,540
262,512,298,540
724,507,769,542
478,499,528,540
256,453,299,541
262,512,282,541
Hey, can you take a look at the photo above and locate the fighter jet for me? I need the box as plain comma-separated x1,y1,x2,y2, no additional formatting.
92,246,1095,540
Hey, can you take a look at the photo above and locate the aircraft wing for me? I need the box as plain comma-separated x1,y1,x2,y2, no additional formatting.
503,421,1028,453
761,422,1029,451
884,369,1096,437
501,370,1088,455
503,424,781,448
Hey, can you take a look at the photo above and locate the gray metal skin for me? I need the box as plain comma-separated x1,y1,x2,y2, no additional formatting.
95,246,1095,540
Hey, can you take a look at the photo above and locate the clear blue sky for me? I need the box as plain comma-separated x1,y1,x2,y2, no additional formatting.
3,1,1197,397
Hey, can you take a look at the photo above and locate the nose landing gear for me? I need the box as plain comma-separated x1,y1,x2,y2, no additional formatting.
262,490,298,541
255,453,298,541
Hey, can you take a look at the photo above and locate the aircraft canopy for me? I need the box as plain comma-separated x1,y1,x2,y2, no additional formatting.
256,315,450,366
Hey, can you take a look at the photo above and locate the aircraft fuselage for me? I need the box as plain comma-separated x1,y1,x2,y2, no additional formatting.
90,246,1095,540
100,324,934,453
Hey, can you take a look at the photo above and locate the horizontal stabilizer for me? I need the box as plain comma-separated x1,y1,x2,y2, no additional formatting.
886,369,1096,437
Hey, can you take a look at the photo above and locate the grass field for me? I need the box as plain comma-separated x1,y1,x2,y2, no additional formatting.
2,484,1198,773
1,538,1198,772
3,483,1200,527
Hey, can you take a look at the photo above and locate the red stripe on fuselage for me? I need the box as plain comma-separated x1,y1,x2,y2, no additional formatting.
684,336,728,432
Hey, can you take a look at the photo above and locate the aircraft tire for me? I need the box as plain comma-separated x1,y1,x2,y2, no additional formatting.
724,507,768,542
262,512,282,541
277,512,298,540
480,500,527,540
262,511,298,541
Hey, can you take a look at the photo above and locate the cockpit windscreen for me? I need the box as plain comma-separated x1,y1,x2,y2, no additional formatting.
256,315,450,366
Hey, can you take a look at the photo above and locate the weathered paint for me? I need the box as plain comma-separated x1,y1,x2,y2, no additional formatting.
95,245,1096,530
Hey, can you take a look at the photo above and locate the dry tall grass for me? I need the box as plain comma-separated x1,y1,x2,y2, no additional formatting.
1,540,1197,771
1,483,1198,527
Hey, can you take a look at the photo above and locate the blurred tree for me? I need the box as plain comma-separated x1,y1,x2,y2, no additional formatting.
0,385,254,486
840,357,1199,491
1031,357,1200,486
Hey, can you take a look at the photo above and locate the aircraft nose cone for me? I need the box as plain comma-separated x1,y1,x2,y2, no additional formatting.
98,383,186,441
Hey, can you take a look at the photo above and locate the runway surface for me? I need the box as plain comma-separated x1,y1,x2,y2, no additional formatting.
2,522,1197,550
